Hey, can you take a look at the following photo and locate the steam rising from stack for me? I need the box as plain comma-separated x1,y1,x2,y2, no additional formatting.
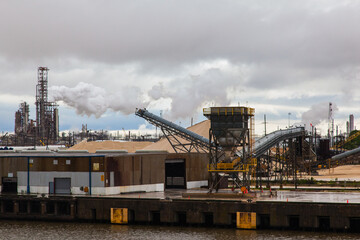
148,68,235,119
50,68,239,119
50,82,148,118
301,102,338,129
50,79,339,136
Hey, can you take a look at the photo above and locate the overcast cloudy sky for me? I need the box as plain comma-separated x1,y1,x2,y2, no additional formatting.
1,0,360,136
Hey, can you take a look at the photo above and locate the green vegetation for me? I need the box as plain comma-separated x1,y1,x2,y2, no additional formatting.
297,177,317,185
344,130,360,150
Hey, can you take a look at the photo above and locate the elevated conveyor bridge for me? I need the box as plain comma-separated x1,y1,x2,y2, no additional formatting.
136,108,306,158
135,108,211,153
253,127,305,158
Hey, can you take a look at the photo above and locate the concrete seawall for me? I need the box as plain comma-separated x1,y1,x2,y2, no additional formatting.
1,193,360,231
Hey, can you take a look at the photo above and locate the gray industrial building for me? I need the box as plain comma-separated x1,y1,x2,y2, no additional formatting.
350,114,355,133
0,151,208,195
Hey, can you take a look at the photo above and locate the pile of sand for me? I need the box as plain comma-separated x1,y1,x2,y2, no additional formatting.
68,140,153,153
312,165,360,181
142,120,210,153
68,120,210,153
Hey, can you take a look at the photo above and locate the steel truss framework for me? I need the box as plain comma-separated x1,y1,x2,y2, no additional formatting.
208,127,254,192
204,107,255,193
135,108,211,153
136,108,319,191
161,128,208,153
255,134,317,189
35,67,59,145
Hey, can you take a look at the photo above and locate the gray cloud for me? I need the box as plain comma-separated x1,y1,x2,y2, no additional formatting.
1,1,360,134
1,1,360,66
150,68,240,119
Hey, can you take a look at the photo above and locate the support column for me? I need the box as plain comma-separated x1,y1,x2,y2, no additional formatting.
27,157,30,194
89,157,92,195
70,203,75,217
187,211,203,225
54,202,58,216
41,202,46,215
27,201,31,214
13,201,19,214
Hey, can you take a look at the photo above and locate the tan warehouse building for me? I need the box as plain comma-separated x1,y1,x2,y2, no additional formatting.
0,150,208,195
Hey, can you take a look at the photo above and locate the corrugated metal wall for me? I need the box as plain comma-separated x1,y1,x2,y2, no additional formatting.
105,153,208,187
0,152,208,190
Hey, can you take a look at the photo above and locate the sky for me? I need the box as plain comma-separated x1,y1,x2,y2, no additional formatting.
1,0,360,137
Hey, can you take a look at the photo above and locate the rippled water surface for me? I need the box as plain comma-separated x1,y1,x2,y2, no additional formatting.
0,220,359,240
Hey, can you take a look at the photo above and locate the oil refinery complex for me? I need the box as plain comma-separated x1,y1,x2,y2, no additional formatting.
1,67,360,231
13,67,59,146
3,67,146,147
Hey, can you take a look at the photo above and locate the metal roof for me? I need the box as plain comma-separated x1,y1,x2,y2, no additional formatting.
0,151,105,158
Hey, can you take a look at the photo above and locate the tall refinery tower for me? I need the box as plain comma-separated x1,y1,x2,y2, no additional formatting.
35,67,59,145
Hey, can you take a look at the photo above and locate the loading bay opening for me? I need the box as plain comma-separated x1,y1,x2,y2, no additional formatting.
1,177,17,194
165,159,186,189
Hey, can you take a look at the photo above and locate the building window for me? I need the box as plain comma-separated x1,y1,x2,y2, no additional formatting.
53,159,58,165
93,163,99,171
66,159,71,165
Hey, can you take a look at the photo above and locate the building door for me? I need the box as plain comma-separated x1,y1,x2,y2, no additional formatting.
54,178,71,194
1,177,17,193
165,159,186,189
49,182,54,194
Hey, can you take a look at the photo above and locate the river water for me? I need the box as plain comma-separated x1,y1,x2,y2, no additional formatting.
0,220,359,240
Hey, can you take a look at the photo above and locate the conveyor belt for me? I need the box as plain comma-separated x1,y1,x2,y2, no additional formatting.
253,127,305,158
332,146,360,161
135,108,211,150
136,108,306,157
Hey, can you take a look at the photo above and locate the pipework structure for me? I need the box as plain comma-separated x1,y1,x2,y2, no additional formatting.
204,107,256,192
12,67,59,146
35,67,59,145
14,102,30,135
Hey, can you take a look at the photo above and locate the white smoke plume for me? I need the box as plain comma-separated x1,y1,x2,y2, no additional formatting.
148,68,239,120
49,66,244,120
301,102,338,129
50,82,148,118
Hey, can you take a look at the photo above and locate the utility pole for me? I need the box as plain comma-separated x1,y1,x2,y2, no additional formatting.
264,114,267,136
288,113,291,127
314,127,317,156
328,102,334,147
311,124,314,151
